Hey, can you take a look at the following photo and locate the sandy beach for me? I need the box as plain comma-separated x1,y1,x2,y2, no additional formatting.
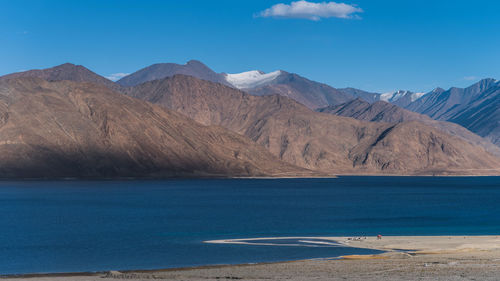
4,236,500,281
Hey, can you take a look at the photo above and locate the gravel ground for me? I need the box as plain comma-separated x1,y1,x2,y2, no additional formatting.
3,250,500,281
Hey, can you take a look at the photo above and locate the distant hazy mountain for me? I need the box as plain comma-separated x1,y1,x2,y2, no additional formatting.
0,77,312,178
0,63,121,91
124,75,500,175
406,79,498,120
117,60,230,87
449,83,500,146
337,88,380,103
318,98,500,157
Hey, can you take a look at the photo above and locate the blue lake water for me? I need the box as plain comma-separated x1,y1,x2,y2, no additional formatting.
1,177,500,275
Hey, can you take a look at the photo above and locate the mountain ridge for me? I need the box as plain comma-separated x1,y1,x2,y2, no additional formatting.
318,98,500,157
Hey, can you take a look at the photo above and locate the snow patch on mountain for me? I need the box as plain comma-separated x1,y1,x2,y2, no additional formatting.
380,90,409,102
380,90,428,103
225,70,281,89
411,92,427,102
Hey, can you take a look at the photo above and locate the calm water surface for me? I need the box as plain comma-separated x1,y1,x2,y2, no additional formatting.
1,177,500,274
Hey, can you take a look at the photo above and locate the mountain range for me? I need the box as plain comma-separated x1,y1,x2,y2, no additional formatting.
123,75,500,175
116,61,375,109
115,60,500,147
1,61,499,178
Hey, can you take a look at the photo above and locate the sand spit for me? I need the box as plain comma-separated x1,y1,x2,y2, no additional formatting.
4,236,500,281
206,235,500,254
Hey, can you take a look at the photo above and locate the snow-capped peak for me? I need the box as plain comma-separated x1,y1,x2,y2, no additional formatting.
380,90,428,103
224,70,281,89
380,90,410,102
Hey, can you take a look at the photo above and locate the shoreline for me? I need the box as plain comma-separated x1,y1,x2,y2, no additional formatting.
4,235,500,279
0,259,307,279
1,174,500,181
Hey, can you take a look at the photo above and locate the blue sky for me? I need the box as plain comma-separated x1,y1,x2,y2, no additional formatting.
1,0,499,93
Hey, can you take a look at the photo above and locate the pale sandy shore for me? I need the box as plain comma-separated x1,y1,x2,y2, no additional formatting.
4,236,500,281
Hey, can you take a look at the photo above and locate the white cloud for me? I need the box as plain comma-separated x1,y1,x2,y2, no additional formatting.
258,0,363,21
105,73,129,81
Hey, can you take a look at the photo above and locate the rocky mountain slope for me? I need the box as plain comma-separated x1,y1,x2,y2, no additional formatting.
318,99,500,157
124,75,500,175
318,98,432,123
0,77,313,178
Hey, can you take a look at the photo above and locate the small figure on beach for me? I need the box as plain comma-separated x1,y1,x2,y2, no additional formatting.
377,235,382,240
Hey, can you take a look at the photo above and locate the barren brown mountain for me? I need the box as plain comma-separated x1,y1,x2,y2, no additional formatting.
0,63,121,91
318,99,500,156
0,77,313,178
125,75,500,175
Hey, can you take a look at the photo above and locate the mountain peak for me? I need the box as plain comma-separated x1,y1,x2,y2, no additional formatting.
56,62,77,67
185,60,205,66
465,78,498,93
0,63,119,90
117,60,229,87
431,87,445,94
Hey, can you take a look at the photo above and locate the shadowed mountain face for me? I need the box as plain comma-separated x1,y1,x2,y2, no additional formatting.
0,63,121,91
405,79,500,145
116,60,230,87
407,79,499,120
318,99,500,157
0,77,313,179
125,75,500,175
447,83,500,146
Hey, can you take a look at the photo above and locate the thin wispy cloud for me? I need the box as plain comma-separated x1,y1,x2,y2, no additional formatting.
258,0,363,21
463,76,479,81
105,73,129,81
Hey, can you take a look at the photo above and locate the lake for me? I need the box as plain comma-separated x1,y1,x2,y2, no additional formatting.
1,177,500,275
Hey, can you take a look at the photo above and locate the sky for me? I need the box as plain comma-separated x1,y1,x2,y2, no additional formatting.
1,0,499,93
